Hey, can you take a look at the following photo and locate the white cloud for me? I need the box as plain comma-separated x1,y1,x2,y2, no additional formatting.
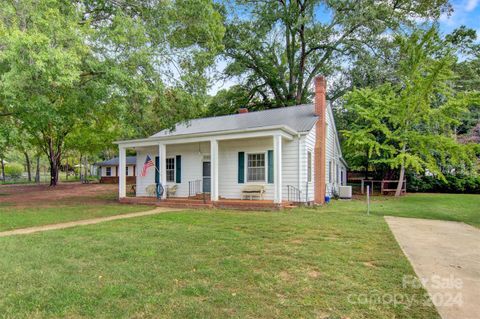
465,0,479,12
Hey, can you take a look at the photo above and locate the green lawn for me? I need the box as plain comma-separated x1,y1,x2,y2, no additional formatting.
0,202,151,231
368,193,480,227
0,202,440,318
0,193,477,318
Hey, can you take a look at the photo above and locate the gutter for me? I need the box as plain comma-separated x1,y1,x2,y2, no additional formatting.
114,125,301,145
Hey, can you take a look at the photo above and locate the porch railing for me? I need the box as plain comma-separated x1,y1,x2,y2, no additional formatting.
287,185,302,203
188,179,208,204
188,179,202,197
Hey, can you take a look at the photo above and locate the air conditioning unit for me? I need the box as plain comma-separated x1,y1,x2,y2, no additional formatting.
339,186,352,199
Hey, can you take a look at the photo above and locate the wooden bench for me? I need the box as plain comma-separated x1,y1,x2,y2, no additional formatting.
241,185,265,200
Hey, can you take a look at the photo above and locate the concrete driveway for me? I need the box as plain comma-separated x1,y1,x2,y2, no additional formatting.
385,217,480,319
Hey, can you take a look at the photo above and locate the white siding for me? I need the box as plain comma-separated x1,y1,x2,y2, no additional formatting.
135,143,209,197
135,147,157,196
131,124,345,201
303,103,347,199
218,137,274,200
325,104,344,196
281,135,300,201
101,166,116,177
303,128,316,201
216,136,302,201
100,165,135,177
165,142,209,197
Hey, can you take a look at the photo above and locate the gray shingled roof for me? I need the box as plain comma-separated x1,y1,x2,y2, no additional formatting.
95,156,136,166
151,104,318,138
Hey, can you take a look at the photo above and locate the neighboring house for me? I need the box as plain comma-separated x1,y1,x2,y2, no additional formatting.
115,76,347,207
95,156,136,184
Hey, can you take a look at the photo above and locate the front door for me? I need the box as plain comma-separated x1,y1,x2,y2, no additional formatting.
202,161,211,193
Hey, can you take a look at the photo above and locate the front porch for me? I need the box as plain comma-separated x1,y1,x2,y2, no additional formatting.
119,196,297,210
116,129,309,210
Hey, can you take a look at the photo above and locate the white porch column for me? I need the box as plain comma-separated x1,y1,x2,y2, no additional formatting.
210,138,219,201
274,134,283,204
159,143,167,199
118,146,126,198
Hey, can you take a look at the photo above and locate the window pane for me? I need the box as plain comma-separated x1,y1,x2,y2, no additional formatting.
247,153,265,182
166,158,175,182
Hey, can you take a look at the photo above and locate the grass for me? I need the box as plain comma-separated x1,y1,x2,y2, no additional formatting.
368,193,480,227
0,193,477,318
0,201,446,318
0,202,151,231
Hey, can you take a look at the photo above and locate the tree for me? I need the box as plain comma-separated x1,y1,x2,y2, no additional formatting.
221,0,451,109
206,85,253,116
0,0,224,186
342,28,478,196
0,117,16,182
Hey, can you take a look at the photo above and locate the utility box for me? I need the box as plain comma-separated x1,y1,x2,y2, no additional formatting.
339,186,352,199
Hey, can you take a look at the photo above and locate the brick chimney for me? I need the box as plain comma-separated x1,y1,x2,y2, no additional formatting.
314,76,327,204
238,108,249,114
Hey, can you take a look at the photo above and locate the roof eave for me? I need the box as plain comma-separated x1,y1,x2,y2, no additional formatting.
114,125,299,146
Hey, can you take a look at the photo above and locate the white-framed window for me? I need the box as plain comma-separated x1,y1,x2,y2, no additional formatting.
247,153,265,182
166,158,175,182
307,151,312,182
106,167,111,176
126,166,129,176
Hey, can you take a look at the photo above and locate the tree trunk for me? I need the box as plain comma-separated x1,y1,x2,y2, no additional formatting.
79,155,83,182
364,147,370,179
47,138,62,187
66,158,68,181
0,158,5,182
84,156,88,180
35,155,40,183
24,151,32,182
395,164,405,197
395,145,407,197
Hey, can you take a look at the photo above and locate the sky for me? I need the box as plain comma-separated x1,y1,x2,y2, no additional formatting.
439,0,480,35
209,0,480,94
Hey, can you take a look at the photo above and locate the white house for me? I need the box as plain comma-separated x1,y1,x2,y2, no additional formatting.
95,156,136,184
115,76,347,207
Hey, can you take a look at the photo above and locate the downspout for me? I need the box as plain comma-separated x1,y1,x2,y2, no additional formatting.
297,133,301,192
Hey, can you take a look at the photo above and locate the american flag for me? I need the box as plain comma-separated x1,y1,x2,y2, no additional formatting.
141,155,154,177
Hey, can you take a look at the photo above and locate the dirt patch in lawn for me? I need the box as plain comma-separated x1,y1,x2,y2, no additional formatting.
0,183,118,208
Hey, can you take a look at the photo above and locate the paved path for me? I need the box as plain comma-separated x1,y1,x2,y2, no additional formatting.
0,208,179,237
385,216,480,319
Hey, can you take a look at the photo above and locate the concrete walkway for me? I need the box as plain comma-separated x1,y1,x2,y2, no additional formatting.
0,208,179,237
385,216,480,319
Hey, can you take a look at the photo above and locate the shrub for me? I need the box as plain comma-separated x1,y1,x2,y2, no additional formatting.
407,172,480,194
4,163,24,179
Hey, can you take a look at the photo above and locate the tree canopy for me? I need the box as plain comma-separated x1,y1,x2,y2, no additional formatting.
219,0,451,110
0,0,224,185
342,28,479,195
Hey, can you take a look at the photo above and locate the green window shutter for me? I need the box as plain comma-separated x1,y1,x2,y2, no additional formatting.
238,152,245,183
155,156,159,184
175,155,181,183
268,150,274,183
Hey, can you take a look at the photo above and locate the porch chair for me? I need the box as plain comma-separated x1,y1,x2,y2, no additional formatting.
146,184,157,197
166,185,178,198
